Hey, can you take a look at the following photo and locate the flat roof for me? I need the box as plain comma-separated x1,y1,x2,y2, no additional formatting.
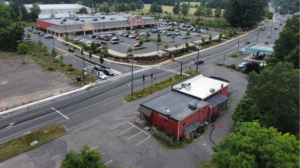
25,4,90,10
204,93,228,107
141,91,208,121
172,74,229,100
245,43,274,53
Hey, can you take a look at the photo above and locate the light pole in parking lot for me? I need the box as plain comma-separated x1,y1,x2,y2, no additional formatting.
256,27,260,43
81,48,86,85
38,25,41,41
196,44,201,73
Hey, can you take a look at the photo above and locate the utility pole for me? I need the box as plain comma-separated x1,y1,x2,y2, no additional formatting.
131,59,133,99
82,50,86,85
223,54,226,66
143,74,145,91
196,44,201,73
278,16,282,30
38,25,41,41
237,35,240,53
270,22,273,38
256,28,259,43
180,62,182,77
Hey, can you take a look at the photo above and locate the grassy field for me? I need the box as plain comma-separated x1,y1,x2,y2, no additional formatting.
0,125,65,162
26,41,96,87
138,4,224,16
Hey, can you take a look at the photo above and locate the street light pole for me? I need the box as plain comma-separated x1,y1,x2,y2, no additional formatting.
38,25,41,41
237,35,240,53
270,22,273,38
256,28,259,43
196,44,201,73
131,59,133,99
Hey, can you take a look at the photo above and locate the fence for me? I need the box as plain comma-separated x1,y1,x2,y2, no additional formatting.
153,127,173,146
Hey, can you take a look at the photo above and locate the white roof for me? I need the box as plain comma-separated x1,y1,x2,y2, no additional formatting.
172,74,229,100
24,4,89,10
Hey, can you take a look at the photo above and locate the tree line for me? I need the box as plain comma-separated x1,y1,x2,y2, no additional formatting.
273,0,299,14
212,14,300,168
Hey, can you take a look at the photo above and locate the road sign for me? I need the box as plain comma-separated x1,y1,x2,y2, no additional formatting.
196,46,201,50
158,52,162,57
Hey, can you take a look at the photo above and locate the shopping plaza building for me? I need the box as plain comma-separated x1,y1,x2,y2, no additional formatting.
36,14,159,37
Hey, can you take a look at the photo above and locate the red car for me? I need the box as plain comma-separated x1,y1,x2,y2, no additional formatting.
35,31,41,34
103,38,110,41
134,43,141,47
136,37,141,40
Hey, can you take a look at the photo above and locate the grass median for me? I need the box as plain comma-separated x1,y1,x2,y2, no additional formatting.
124,71,200,102
0,125,65,162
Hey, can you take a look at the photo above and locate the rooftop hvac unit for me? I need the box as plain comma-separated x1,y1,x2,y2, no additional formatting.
75,18,79,21
110,18,114,20
100,16,105,19
163,108,170,116
181,83,191,88
188,100,197,109
210,88,215,93
81,20,85,22
92,18,98,21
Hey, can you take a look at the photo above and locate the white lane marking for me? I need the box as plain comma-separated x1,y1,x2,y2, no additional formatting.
111,122,126,130
23,131,31,135
0,74,174,143
136,135,151,146
105,160,113,165
113,117,134,121
102,152,105,155
88,146,98,151
119,126,133,134
229,87,238,92
51,107,69,120
72,60,76,63
127,131,142,140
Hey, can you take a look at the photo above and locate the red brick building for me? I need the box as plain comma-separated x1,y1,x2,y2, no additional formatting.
138,74,229,140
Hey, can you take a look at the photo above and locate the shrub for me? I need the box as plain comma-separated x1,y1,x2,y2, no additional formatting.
241,70,246,73
229,53,238,58
236,68,241,72
230,64,236,69
68,63,73,67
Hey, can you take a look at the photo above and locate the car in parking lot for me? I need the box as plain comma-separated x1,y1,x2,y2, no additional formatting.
238,62,249,69
172,32,177,36
103,69,114,76
68,48,75,52
39,32,46,36
97,46,103,50
23,37,31,41
274,27,278,30
35,31,41,34
181,28,187,31
175,29,180,32
75,38,81,41
176,33,181,36
195,59,204,65
94,65,103,71
134,43,141,47
103,38,110,41
245,41,251,44
129,35,136,39
79,39,86,43
97,72,107,80
139,32,145,36
193,33,201,36
100,41,107,44
44,34,53,39
151,29,158,33
91,35,97,38
111,37,119,41
166,32,172,36
136,37,141,40
85,41,93,45
144,38,150,42
124,34,129,37
111,41,119,44
261,27,265,31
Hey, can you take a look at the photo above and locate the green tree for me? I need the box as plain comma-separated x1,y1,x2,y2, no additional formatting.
149,2,159,14
77,0,82,5
101,44,109,54
218,33,222,41
194,6,206,21
62,144,106,168
201,0,207,7
186,31,190,37
136,0,144,11
74,32,77,38
224,0,267,27
157,33,161,43
17,43,29,54
90,41,97,53
107,0,113,7
185,42,189,49
138,39,144,47
171,35,175,41
130,2,136,11
201,37,205,44
89,51,92,60
127,47,132,55
58,54,64,61
209,35,212,45
27,33,31,38
172,2,180,16
181,3,189,16
164,44,169,49
29,3,41,21
20,5,28,21
206,7,212,16
100,55,104,64
212,121,299,168
80,48,83,55
146,31,150,36
42,45,48,52
215,6,221,17
51,47,57,57
245,62,299,135
64,34,69,41
266,15,299,69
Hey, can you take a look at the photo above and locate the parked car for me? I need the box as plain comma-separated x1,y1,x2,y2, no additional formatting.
175,33,181,36
103,69,114,76
124,34,129,37
245,41,251,44
23,37,31,41
85,41,93,45
172,32,177,36
151,29,158,33
166,32,172,36
134,43,141,47
144,38,151,42
128,35,135,39
261,27,265,31
44,35,53,39
100,41,107,44
111,41,119,44
238,62,249,69
193,33,201,36
97,46,103,50
96,43,101,47
139,32,145,36
195,59,204,65
79,39,86,43
91,35,97,38
136,37,141,40
192,28,196,32
111,37,119,41
169,28,175,31
175,29,180,32
94,65,103,71
103,38,110,41
274,27,278,30
75,38,81,41
211,114,216,123
181,28,187,31
35,31,41,34
27,28,32,31
68,48,75,52
97,72,107,80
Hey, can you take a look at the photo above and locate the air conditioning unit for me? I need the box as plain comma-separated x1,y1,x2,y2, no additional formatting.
210,88,215,93
163,108,170,116
92,18,98,21
182,83,191,88
188,100,197,109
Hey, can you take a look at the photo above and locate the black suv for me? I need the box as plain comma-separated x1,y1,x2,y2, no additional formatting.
167,32,172,36
103,69,114,76
68,48,75,52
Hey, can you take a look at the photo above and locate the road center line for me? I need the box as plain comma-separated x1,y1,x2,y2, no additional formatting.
51,107,69,120
88,146,98,151
105,160,113,165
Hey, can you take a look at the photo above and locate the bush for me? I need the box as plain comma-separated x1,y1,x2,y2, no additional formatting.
214,62,223,66
230,64,236,69
229,53,238,58
241,70,246,73
236,68,241,72
68,63,73,67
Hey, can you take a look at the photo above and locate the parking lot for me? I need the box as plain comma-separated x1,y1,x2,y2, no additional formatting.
75,25,220,55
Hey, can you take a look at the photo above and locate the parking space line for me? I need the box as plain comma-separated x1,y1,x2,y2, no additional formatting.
102,152,105,155
89,146,98,151
127,131,142,140
136,135,151,146
119,126,133,134
105,160,113,165
126,121,150,136
51,107,69,120
111,122,126,130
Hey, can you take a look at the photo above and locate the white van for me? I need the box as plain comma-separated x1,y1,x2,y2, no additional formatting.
158,19,163,22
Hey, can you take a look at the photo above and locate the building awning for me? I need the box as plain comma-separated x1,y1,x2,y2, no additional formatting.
205,93,228,107
138,105,152,117
184,121,201,134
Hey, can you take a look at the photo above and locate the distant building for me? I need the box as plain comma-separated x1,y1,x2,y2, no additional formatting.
24,4,92,15
138,74,230,140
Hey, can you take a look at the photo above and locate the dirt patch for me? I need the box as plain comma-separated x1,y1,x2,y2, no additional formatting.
0,52,77,110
